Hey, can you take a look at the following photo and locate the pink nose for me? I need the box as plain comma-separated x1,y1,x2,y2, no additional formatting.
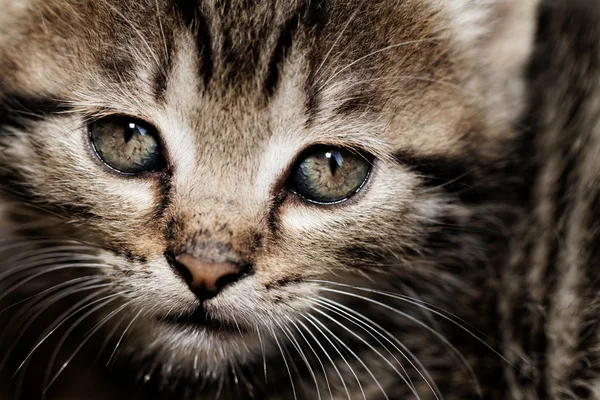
175,254,245,300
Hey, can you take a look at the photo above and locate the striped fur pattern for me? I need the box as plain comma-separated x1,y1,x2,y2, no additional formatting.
0,0,593,399
501,1,600,398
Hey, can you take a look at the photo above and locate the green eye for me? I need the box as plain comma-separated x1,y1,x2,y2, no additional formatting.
89,116,164,174
288,146,372,204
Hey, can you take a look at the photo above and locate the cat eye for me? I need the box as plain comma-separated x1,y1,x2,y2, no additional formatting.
89,116,164,174
287,146,372,204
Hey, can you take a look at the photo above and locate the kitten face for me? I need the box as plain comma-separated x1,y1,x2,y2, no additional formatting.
0,0,538,394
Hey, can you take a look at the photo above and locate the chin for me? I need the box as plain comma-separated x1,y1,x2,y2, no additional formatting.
118,278,320,382
114,316,260,389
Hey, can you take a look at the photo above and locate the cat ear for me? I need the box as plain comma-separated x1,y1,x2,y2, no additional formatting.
439,0,542,140
443,0,541,72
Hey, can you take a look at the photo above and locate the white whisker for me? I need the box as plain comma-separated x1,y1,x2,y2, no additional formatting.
307,313,390,400
44,299,134,394
270,326,297,400
303,313,366,400
296,318,351,400
106,307,144,366
2,282,112,374
279,322,322,400
83,305,134,384
310,298,422,400
317,296,443,400
317,286,482,397
256,327,268,384
287,316,335,400
0,263,109,305
314,281,504,362
12,291,123,376
0,275,105,315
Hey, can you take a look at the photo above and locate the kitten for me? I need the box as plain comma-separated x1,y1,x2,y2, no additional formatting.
0,0,573,398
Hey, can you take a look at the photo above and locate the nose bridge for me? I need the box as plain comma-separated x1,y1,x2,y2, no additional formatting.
170,193,260,262
172,143,261,224
190,222,237,263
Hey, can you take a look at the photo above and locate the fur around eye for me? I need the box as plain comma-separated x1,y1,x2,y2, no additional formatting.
89,116,164,174
287,146,372,204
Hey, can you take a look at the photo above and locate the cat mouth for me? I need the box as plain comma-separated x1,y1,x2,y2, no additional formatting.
163,308,246,333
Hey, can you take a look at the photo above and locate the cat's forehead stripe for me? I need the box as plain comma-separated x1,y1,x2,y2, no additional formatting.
173,0,213,88
263,8,303,97
170,0,324,98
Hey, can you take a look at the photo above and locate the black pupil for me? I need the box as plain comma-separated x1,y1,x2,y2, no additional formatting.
124,123,139,142
328,151,343,175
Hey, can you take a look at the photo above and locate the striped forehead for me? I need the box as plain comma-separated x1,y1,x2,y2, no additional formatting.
85,0,441,120
155,0,322,99
82,0,321,107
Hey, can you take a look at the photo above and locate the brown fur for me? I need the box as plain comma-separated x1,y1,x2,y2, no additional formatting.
0,0,559,399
